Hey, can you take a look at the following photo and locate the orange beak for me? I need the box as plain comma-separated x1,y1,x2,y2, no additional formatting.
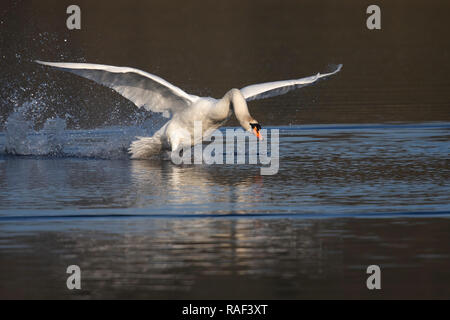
253,127,263,140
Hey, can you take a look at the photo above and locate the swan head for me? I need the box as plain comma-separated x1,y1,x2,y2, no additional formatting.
249,121,263,140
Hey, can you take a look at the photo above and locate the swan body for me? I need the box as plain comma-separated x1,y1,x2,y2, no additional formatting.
35,60,342,159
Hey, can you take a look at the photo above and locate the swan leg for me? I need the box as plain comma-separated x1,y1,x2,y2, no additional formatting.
168,136,192,164
169,140,181,160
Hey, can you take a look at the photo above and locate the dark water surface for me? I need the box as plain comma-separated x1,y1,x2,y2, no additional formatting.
0,0,450,299
0,123,449,299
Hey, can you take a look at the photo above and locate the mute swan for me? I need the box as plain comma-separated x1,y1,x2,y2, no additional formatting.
35,60,342,159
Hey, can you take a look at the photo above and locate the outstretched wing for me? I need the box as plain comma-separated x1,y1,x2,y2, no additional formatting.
240,64,342,101
35,60,199,117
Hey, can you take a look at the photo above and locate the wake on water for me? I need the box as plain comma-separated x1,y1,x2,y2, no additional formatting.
1,102,164,159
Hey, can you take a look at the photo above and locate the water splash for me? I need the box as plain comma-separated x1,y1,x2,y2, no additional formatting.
5,103,66,156
2,101,162,159
4,104,32,155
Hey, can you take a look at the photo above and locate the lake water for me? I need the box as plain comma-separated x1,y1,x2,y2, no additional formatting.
1,0,450,299
0,123,449,299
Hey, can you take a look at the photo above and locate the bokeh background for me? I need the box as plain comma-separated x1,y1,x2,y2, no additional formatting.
1,0,449,130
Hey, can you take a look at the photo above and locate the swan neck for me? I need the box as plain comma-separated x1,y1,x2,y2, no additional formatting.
227,89,253,125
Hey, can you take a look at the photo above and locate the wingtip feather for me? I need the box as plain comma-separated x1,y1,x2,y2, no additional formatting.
35,60,55,67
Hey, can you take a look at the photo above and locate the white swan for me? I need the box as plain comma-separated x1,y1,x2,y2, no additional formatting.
35,60,342,159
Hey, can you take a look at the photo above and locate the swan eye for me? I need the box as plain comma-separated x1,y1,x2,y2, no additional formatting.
250,123,261,131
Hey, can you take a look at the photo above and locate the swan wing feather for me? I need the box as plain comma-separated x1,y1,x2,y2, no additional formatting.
36,60,199,117
240,64,342,101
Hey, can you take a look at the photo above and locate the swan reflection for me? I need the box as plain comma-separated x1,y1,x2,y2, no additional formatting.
130,160,264,213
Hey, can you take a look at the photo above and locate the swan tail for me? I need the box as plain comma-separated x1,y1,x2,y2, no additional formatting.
129,136,162,159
